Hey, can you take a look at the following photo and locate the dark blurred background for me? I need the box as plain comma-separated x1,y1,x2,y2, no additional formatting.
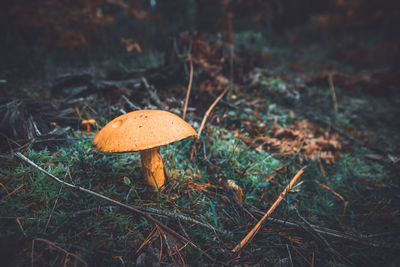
1,0,399,94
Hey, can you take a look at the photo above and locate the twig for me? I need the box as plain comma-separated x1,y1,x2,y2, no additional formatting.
309,114,356,145
309,115,385,155
227,43,234,101
231,166,306,254
68,204,227,235
15,152,216,262
141,77,168,110
70,206,110,217
121,95,141,111
286,244,294,267
32,238,87,267
157,225,181,264
183,54,194,119
136,227,158,254
178,218,190,240
2,184,25,200
16,217,28,237
295,209,354,266
198,85,230,136
208,91,240,110
202,138,217,168
248,210,386,248
315,181,348,214
44,173,66,232
135,206,228,235
328,73,338,124
362,231,400,239
0,182,9,194
0,216,36,220
312,251,315,267
310,115,359,143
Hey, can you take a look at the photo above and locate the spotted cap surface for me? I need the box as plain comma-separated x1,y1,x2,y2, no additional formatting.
93,110,197,152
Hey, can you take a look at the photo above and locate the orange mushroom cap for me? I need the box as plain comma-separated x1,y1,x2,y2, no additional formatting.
81,119,96,126
93,110,197,152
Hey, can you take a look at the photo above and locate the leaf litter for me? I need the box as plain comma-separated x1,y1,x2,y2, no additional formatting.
246,119,341,164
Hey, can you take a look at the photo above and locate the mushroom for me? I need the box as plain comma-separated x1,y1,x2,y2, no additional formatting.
81,119,96,132
93,110,197,188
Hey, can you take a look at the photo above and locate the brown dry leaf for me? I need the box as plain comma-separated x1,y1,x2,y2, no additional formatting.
255,120,341,163
223,179,244,203
120,38,142,52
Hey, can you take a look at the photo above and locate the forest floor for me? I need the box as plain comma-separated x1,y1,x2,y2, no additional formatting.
1,31,399,266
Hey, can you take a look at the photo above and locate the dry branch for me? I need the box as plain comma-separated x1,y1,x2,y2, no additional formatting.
231,166,306,254
183,55,194,119
255,214,384,248
15,152,216,262
328,73,338,124
32,238,88,266
198,85,230,136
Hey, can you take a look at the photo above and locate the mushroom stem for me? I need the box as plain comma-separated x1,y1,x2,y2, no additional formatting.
139,147,165,188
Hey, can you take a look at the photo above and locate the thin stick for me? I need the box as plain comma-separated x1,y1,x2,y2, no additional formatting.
312,251,315,267
15,152,215,262
198,85,230,136
286,244,294,267
178,218,190,240
315,180,348,214
32,238,88,266
2,184,24,200
328,73,338,124
183,55,194,119
44,174,66,232
121,95,141,111
262,215,382,247
295,209,354,266
231,166,306,254
309,114,385,155
16,217,28,237
227,44,234,101
70,204,227,235
130,206,227,235
0,182,9,194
